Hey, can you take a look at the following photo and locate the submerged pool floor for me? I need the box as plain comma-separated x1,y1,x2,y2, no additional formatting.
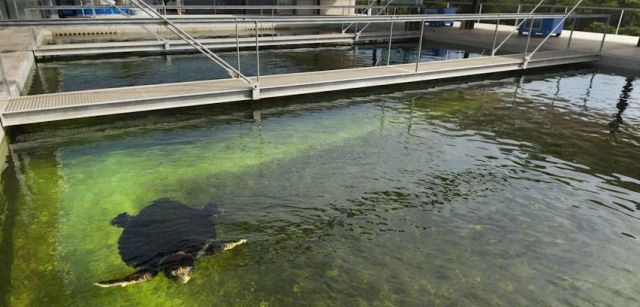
1,68,639,306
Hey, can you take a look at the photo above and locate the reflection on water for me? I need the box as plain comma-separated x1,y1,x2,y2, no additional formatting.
28,43,483,94
2,68,640,306
609,77,634,135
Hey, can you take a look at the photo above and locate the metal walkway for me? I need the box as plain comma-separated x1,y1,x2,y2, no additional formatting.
35,32,420,57
0,50,598,126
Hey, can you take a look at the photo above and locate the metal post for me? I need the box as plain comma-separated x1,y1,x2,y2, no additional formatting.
515,4,521,26
236,19,241,72
177,0,182,15
255,21,260,83
615,9,625,35
491,19,500,56
477,3,482,23
567,18,576,49
31,26,38,47
415,20,424,73
386,21,393,66
600,16,610,55
11,0,19,20
91,0,96,17
523,17,534,64
0,50,11,96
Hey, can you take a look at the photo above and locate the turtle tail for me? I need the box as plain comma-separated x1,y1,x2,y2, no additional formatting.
111,212,131,228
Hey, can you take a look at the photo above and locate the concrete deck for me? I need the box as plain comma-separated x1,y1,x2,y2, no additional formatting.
0,49,598,126
0,28,40,98
422,22,640,71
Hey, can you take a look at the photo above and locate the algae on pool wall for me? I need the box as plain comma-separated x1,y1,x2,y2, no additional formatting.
5,150,73,306
44,103,379,305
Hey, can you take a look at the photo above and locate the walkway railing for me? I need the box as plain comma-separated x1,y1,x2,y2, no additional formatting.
128,0,255,89
0,12,610,99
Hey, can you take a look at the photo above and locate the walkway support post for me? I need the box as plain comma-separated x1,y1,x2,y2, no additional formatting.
523,16,534,66
254,20,260,99
415,20,424,73
599,15,610,55
567,18,576,49
386,21,393,66
491,19,500,56
615,9,624,35
236,19,241,72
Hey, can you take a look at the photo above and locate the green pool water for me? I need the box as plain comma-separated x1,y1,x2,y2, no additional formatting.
1,66,639,306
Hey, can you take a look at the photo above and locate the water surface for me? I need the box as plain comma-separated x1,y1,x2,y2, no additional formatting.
29,43,483,94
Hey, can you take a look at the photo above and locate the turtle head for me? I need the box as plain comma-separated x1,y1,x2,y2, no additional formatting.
168,265,193,284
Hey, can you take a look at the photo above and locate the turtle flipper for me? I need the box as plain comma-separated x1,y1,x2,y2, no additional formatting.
94,269,157,288
196,239,247,258
111,213,132,228
222,239,247,251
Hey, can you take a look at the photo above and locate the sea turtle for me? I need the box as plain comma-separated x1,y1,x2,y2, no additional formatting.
95,199,246,288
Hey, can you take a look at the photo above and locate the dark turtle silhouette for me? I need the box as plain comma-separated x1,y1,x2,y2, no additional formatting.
95,199,246,288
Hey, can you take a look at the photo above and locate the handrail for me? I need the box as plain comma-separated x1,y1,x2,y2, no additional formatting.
128,0,254,87
491,0,545,56
524,0,584,67
479,2,640,12
0,13,610,26
342,0,376,33
356,0,396,36
107,1,168,45
26,4,427,12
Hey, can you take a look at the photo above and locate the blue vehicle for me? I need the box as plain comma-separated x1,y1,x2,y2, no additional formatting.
56,0,130,18
422,7,457,27
518,18,565,37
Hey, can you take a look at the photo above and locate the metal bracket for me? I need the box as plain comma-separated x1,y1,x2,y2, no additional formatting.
252,84,261,100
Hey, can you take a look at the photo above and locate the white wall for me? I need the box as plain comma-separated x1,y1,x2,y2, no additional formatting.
319,0,355,16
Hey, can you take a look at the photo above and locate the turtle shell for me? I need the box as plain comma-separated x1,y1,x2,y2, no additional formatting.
114,199,216,269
